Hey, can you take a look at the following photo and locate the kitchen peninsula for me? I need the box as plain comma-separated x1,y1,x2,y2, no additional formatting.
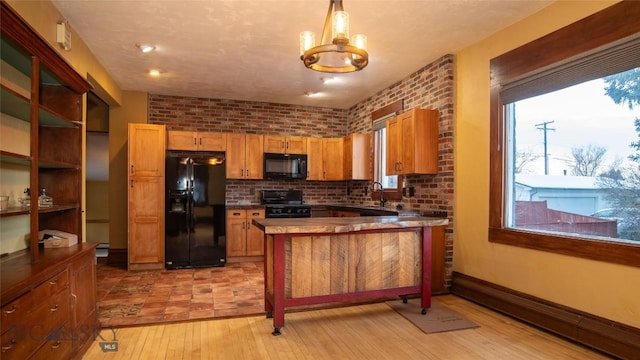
253,216,448,335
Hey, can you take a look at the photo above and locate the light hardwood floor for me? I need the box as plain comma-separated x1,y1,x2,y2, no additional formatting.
82,295,611,359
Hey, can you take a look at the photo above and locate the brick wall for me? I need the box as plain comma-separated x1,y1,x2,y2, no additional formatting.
149,54,455,288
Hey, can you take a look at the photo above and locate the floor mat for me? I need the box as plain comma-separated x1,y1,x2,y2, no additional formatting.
386,298,480,334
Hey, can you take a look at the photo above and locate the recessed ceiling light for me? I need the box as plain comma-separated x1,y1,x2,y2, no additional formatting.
148,69,161,77
136,43,156,53
321,77,338,84
305,91,321,97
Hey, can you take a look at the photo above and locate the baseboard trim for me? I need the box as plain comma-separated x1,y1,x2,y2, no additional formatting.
451,272,640,359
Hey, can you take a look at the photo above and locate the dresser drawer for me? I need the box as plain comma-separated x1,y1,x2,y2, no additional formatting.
1,292,34,335
1,325,39,360
33,270,69,299
29,290,71,342
29,335,72,360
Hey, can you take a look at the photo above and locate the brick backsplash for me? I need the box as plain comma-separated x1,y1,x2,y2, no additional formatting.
149,54,455,289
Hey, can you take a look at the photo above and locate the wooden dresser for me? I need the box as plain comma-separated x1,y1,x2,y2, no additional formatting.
1,244,98,359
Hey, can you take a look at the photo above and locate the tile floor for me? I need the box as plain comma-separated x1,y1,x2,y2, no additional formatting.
96,261,265,327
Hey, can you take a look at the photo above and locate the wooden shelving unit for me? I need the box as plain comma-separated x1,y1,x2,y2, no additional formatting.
0,1,90,262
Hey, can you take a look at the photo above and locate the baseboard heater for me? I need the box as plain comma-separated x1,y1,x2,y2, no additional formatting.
451,272,640,359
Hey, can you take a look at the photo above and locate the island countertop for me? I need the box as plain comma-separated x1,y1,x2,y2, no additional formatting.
252,216,448,235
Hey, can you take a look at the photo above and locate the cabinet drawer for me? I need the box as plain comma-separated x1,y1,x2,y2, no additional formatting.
248,209,265,219
30,336,72,360
1,292,34,334
30,291,70,338
1,327,38,360
227,209,247,218
33,270,69,299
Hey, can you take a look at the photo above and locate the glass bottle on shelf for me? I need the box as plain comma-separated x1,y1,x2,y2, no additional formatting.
20,188,30,208
38,188,53,208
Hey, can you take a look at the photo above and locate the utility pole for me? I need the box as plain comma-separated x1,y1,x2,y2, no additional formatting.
535,121,555,175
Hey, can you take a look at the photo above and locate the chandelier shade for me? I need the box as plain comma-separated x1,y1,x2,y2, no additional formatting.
299,0,368,73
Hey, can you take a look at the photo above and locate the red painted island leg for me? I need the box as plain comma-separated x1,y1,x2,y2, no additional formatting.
421,226,432,313
272,234,286,335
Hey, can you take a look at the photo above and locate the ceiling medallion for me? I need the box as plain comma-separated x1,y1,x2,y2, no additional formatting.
299,0,368,73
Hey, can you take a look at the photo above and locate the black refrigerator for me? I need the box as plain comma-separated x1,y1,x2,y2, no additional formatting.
165,155,226,269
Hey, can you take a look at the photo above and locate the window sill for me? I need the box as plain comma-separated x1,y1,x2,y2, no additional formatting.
489,227,640,268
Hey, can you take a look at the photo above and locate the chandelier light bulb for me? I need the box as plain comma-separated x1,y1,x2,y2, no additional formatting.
300,31,316,55
332,11,349,41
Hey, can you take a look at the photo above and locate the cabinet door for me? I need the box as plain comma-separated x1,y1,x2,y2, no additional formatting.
411,109,439,174
285,136,307,154
129,124,166,177
386,116,401,175
226,134,246,179
306,138,323,180
128,176,165,269
246,209,265,256
350,133,371,180
226,210,247,257
400,111,415,174
167,130,197,150
323,138,344,180
244,134,263,179
70,250,98,353
263,135,286,153
198,132,227,151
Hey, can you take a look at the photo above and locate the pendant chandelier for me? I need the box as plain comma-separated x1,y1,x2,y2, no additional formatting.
299,0,368,73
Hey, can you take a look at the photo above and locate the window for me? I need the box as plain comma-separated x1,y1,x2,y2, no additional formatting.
489,2,640,267
371,101,403,201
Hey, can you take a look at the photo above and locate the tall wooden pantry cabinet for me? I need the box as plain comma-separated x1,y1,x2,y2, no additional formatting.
127,123,166,270
0,2,98,359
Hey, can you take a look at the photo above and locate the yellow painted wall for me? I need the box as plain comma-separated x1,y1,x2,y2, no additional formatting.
455,0,639,328
109,91,149,249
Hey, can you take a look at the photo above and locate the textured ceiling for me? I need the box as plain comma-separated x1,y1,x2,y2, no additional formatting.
51,0,552,109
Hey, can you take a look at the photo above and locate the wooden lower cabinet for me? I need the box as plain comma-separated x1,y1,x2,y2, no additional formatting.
226,209,265,260
0,244,98,360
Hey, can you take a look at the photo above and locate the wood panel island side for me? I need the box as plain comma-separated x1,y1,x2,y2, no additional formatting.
252,216,449,335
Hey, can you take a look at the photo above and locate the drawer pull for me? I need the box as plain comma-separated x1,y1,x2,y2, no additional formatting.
49,278,59,285
252,212,260,216
50,304,59,312
3,305,17,314
51,341,62,350
2,340,15,352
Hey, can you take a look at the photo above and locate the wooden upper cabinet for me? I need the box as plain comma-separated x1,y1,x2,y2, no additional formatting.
344,133,371,180
129,124,166,177
306,137,344,181
226,134,263,179
167,130,226,151
306,138,323,180
322,137,344,180
264,135,307,154
386,108,439,175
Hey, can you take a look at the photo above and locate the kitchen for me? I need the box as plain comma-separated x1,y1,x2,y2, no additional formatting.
1,1,638,359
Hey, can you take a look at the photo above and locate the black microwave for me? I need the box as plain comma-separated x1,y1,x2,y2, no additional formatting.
263,153,307,180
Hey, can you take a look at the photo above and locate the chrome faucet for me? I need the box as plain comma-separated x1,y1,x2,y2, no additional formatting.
371,181,386,207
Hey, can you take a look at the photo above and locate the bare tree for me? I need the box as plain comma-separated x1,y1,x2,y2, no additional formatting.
567,145,607,176
515,150,541,174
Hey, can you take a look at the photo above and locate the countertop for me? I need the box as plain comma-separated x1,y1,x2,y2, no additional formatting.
226,203,422,217
252,216,448,234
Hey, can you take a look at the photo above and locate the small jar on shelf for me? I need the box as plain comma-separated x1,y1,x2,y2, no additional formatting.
38,188,53,208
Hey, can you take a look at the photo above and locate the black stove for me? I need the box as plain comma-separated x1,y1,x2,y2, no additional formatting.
261,190,311,218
